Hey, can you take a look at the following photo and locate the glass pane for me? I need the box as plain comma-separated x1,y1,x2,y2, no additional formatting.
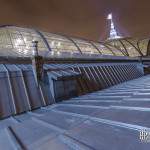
92,42,114,55
42,32,79,54
122,39,140,57
138,39,149,56
72,38,99,54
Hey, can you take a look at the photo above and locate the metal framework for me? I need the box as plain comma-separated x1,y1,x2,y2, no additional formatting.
105,37,150,57
0,25,149,58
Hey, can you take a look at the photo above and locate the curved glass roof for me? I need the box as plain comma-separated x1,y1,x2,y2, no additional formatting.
104,37,149,57
0,25,148,58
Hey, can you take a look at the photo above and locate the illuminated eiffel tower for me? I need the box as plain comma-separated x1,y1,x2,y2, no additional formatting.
107,13,122,40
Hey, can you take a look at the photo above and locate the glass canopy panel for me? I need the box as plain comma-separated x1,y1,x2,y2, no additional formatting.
5,27,48,57
0,29,14,53
42,32,79,55
106,40,128,56
138,39,149,56
121,40,140,57
0,28,19,57
105,43,124,56
0,28,12,48
92,42,114,55
72,38,99,54
14,27,48,56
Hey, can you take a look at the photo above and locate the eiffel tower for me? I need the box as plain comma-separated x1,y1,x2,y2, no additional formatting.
107,13,122,39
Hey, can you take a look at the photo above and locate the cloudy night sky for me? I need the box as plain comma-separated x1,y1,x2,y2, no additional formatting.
0,0,149,41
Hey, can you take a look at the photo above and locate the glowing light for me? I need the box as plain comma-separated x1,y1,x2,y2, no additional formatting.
33,38,38,42
24,49,28,54
15,39,22,47
57,42,61,47
32,49,35,55
100,45,105,48
90,51,93,54
107,13,112,20
14,39,24,53
24,37,27,42
57,51,60,55
17,39,22,43
18,48,22,53
26,45,30,49
51,51,54,55
51,41,55,47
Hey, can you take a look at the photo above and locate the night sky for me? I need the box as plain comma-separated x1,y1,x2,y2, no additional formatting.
0,0,149,41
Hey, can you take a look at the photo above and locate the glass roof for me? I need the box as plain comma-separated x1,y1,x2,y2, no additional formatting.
105,37,149,57
0,25,148,58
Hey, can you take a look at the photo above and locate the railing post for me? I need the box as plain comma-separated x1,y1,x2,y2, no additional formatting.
32,40,44,86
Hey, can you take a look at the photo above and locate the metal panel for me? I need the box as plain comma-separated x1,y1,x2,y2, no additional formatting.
0,65,15,118
19,65,44,109
5,64,30,114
